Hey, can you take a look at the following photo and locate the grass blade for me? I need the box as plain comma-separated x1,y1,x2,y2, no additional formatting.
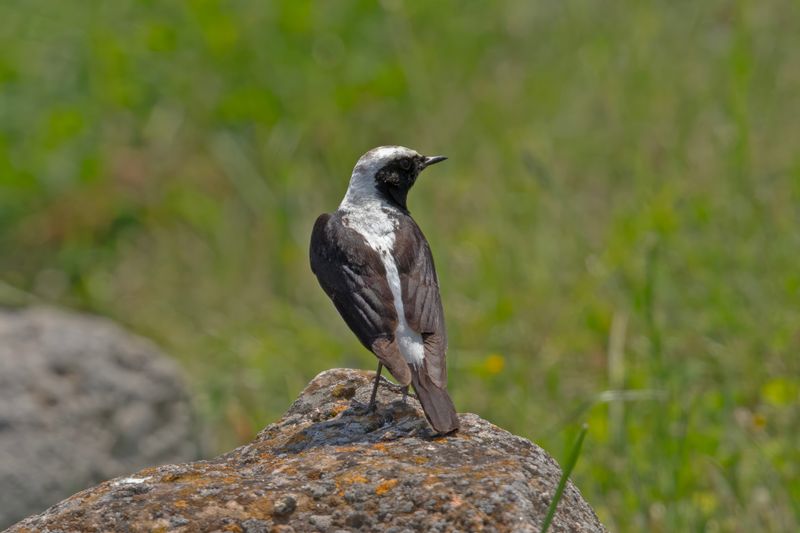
540,423,589,533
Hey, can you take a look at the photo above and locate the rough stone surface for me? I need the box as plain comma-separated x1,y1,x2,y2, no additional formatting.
0,307,202,529
8,367,604,532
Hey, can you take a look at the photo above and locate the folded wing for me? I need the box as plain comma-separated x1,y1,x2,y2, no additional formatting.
310,213,411,385
393,215,458,433
393,216,448,387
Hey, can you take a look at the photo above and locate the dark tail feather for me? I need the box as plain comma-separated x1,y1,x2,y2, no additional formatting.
411,367,460,434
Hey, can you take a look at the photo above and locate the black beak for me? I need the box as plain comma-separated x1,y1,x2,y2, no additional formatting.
422,155,448,168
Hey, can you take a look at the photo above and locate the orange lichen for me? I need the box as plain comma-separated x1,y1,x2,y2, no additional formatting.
247,497,276,518
338,472,368,485
335,445,362,454
174,500,189,509
329,404,349,416
423,475,444,487
375,479,398,495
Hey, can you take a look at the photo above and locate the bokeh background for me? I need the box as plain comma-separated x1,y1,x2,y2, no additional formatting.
2,1,799,530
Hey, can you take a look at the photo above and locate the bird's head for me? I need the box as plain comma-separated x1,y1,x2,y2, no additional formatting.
342,146,447,211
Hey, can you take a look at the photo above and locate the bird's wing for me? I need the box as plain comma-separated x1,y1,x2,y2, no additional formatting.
310,213,411,384
393,215,448,388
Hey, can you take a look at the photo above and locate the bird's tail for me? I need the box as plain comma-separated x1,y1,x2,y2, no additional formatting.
411,367,460,434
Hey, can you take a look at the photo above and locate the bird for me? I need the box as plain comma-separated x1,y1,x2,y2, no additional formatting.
309,146,459,434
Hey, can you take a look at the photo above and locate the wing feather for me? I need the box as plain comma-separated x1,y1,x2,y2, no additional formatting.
310,213,411,384
394,215,448,388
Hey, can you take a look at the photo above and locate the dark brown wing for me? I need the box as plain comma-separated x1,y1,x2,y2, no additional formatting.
393,215,448,388
310,212,411,384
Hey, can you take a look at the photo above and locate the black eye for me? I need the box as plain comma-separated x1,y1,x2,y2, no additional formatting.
399,158,411,170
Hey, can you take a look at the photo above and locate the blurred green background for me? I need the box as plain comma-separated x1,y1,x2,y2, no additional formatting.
1,1,799,530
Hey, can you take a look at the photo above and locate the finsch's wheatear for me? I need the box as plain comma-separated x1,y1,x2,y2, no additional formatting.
310,146,458,434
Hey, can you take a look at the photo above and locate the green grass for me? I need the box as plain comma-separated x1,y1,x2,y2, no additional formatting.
542,423,589,533
2,1,799,530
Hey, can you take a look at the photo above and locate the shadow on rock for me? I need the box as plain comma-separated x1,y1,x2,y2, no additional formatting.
276,397,434,454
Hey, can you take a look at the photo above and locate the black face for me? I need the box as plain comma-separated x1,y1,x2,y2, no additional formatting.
374,154,443,210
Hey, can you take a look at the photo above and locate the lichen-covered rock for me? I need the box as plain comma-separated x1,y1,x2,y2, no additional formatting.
0,307,202,529
7,368,605,532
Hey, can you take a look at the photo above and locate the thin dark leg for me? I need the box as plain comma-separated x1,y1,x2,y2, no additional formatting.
368,362,383,408
401,386,409,404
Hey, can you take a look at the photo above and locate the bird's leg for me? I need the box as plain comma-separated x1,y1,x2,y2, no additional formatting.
401,386,409,404
368,362,383,409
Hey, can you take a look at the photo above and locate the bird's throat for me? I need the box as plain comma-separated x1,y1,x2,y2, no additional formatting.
378,183,409,211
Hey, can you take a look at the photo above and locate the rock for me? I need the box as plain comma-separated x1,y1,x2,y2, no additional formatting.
0,307,202,529
7,368,605,532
